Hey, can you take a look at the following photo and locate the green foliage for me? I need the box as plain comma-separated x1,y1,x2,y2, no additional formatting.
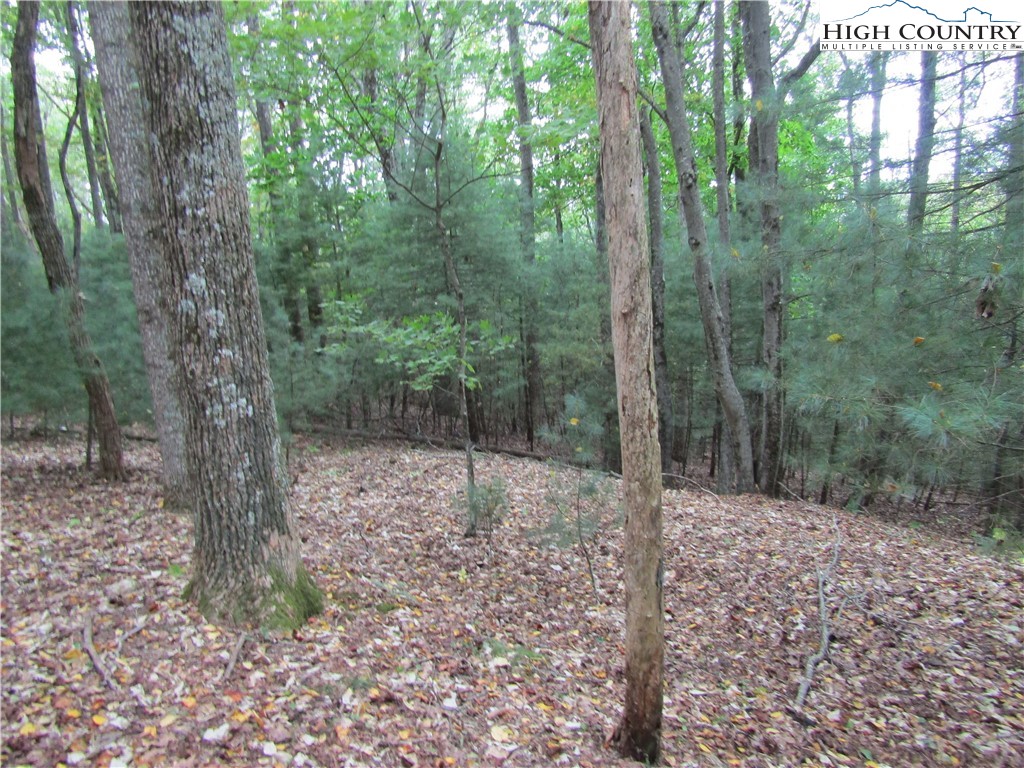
464,477,509,539
1,230,81,422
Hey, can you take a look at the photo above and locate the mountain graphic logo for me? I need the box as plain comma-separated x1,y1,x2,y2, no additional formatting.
832,1,1013,23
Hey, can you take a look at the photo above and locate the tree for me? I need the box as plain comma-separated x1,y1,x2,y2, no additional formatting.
88,0,189,507
126,0,320,628
648,0,755,493
589,1,664,761
11,0,125,480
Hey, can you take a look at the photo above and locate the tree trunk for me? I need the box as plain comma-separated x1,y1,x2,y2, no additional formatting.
649,0,754,493
12,0,125,481
89,0,189,506
712,0,737,493
127,0,319,629
590,2,664,762
64,0,105,229
639,106,674,481
1,104,27,235
906,51,938,255
507,11,542,452
740,1,785,498
89,99,122,233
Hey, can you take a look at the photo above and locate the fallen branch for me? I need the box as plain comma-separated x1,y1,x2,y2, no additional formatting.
792,517,842,717
220,632,248,683
83,612,119,691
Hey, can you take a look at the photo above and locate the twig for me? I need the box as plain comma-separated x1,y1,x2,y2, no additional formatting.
792,517,842,716
83,612,119,691
220,632,248,683
662,472,722,503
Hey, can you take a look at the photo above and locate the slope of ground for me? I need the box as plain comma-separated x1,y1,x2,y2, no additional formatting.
2,435,1021,767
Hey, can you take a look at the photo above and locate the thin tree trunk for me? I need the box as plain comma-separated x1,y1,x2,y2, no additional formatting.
128,0,319,627
649,0,754,493
65,0,105,229
639,106,674,481
712,0,736,493
741,1,785,498
907,51,938,256
89,100,121,233
590,2,663,761
89,0,188,505
12,0,125,481
1,104,27,235
507,11,542,452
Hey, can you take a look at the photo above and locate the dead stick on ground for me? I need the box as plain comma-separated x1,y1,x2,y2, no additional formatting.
83,612,119,691
792,516,842,717
221,632,248,683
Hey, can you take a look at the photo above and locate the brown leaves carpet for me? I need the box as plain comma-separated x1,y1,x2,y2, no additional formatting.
2,435,1021,767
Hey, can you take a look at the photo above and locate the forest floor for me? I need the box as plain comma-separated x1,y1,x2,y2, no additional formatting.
2,434,1022,768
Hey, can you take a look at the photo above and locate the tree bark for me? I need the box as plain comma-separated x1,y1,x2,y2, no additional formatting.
1,104,26,235
11,0,125,481
589,2,664,762
740,1,785,497
88,0,189,506
639,106,674,481
89,99,122,233
649,0,754,493
507,10,543,451
128,0,319,628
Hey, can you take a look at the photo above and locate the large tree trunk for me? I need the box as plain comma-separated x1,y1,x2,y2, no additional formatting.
740,1,785,497
88,1,188,506
11,0,125,481
639,106,674,481
590,2,664,762
127,0,319,629
507,11,543,451
649,0,754,493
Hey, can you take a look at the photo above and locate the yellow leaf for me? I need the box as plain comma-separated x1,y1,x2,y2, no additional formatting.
913,337,925,345
730,247,740,259
230,710,251,723
992,262,1002,274
568,417,579,426
182,696,197,709
159,714,178,727
157,497,165,509
143,725,158,738
537,702,554,712
698,742,712,753
827,333,844,343
770,711,785,719
63,648,85,660
928,381,943,391
755,99,763,111
92,714,107,726
398,729,412,740
66,709,81,719
19,723,38,736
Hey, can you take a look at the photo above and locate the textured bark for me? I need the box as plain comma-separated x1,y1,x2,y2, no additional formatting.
128,1,316,628
12,1,125,481
589,2,664,762
649,0,754,493
88,1,188,506
639,106,674,481
507,11,542,451
740,1,785,498
1,104,26,234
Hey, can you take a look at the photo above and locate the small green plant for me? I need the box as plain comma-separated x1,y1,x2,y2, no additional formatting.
464,477,508,540
973,523,1024,564
535,395,613,592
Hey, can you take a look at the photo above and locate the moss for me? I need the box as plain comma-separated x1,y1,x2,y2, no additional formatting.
264,564,324,631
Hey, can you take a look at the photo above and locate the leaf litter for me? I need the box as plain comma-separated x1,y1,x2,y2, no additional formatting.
2,435,1021,767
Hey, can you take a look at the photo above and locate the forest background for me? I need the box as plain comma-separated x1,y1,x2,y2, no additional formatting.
1,0,1021,542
